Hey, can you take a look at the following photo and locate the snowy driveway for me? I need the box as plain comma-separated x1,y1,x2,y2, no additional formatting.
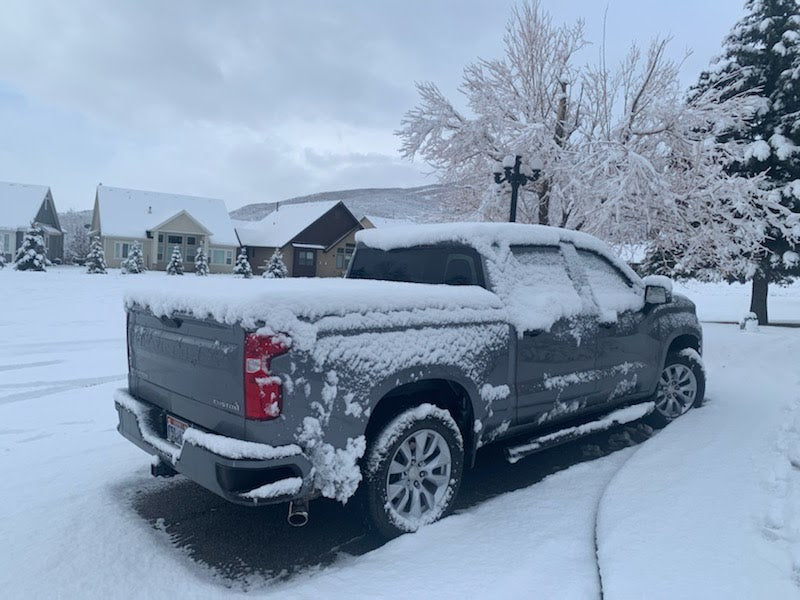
1,268,798,598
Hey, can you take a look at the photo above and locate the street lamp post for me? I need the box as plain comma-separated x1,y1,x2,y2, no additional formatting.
493,155,543,223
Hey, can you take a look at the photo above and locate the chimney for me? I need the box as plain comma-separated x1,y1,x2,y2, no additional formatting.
148,205,152,214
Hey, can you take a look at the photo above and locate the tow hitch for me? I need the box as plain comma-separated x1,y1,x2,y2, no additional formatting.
151,458,178,478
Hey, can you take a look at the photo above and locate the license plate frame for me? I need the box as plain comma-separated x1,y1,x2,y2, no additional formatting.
166,414,189,447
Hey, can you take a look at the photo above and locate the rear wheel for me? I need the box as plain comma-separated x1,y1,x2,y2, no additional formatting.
364,404,464,539
649,350,705,426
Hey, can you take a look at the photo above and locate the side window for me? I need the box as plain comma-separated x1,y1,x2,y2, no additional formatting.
507,246,584,328
576,249,643,315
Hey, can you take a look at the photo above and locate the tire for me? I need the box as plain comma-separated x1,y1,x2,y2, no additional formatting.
363,404,464,539
648,349,706,427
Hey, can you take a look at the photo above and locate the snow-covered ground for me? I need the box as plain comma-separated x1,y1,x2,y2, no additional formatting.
0,266,799,598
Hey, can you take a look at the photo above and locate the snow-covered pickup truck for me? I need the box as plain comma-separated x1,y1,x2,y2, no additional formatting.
115,222,704,537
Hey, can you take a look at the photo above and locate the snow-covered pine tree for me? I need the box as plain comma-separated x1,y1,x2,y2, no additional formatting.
233,248,253,278
194,246,209,276
85,237,107,274
121,241,146,274
688,0,800,324
166,245,184,275
14,224,48,271
262,248,288,278
0,251,5,269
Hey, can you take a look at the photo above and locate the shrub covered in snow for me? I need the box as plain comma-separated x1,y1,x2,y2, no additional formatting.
194,246,209,276
233,248,253,279
121,241,145,274
85,237,107,274
166,246,184,276
14,224,47,272
262,248,288,279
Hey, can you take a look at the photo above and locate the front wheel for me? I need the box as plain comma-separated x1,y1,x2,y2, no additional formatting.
363,404,464,539
649,349,705,427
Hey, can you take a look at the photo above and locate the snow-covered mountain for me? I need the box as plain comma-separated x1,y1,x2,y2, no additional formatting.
229,184,450,222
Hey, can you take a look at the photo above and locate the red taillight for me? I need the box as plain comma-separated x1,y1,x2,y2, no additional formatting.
244,333,290,420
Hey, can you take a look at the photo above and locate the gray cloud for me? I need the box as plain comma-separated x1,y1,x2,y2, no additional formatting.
0,0,743,210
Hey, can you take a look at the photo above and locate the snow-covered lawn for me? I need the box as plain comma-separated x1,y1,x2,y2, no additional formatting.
0,266,799,598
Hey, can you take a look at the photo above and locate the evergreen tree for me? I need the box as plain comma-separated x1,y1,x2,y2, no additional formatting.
166,245,184,275
194,246,209,276
121,241,146,274
14,224,48,271
233,247,253,278
0,252,5,269
262,248,288,279
692,0,800,324
85,237,107,274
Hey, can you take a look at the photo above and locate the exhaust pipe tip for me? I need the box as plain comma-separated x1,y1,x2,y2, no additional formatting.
288,500,309,527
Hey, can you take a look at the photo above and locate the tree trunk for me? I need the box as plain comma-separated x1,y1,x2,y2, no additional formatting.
537,179,550,225
749,275,769,325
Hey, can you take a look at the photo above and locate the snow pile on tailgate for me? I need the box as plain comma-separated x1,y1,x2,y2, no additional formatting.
124,277,506,350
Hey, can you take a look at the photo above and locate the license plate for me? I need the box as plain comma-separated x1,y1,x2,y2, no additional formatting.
166,415,189,447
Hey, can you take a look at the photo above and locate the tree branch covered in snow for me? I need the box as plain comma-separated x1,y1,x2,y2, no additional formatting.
397,0,797,282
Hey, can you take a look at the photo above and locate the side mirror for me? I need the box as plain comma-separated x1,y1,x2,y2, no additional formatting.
645,285,669,305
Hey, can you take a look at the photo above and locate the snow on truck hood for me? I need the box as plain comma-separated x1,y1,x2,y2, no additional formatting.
124,277,506,350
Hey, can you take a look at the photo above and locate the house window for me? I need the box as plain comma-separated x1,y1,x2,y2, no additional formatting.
167,235,183,245
114,242,130,259
211,249,233,265
187,236,196,246
1,233,11,256
158,249,164,261
336,244,356,270
297,250,315,267
158,233,163,242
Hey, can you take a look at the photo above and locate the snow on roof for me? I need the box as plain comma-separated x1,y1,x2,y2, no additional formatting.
358,221,599,252
356,221,641,284
96,185,238,246
234,201,338,248
362,214,416,229
0,181,51,230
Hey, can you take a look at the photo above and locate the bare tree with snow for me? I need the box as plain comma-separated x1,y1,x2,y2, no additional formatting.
397,1,795,299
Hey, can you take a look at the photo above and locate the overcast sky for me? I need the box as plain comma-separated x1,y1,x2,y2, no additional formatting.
0,0,744,211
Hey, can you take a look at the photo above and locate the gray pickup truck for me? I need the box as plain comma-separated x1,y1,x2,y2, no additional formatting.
115,222,704,537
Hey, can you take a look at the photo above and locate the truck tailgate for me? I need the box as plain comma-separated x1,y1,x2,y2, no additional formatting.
127,307,245,437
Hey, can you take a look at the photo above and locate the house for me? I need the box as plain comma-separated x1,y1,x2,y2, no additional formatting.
89,185,239,271
0,181,63,263
359,214,415,230
234,201,362,277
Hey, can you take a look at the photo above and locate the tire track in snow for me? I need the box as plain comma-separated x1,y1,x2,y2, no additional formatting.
0,375,126,405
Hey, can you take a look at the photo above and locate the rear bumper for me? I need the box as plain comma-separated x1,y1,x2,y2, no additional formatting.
114,389,314,506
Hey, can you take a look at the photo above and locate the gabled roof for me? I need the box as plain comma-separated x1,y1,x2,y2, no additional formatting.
234,201,339,248
95,185,238,246
0,181,51,230
361,214,415,229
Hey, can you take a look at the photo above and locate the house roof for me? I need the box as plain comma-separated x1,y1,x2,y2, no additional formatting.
361,214,415,229
234,201,338,248
0,181,51,230
95,185,238,246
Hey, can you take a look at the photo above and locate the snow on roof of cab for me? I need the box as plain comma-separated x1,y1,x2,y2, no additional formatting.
357,222,601,252
95,185,238,246
0,181,51,229
356,221,641,283
234,201,338,248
